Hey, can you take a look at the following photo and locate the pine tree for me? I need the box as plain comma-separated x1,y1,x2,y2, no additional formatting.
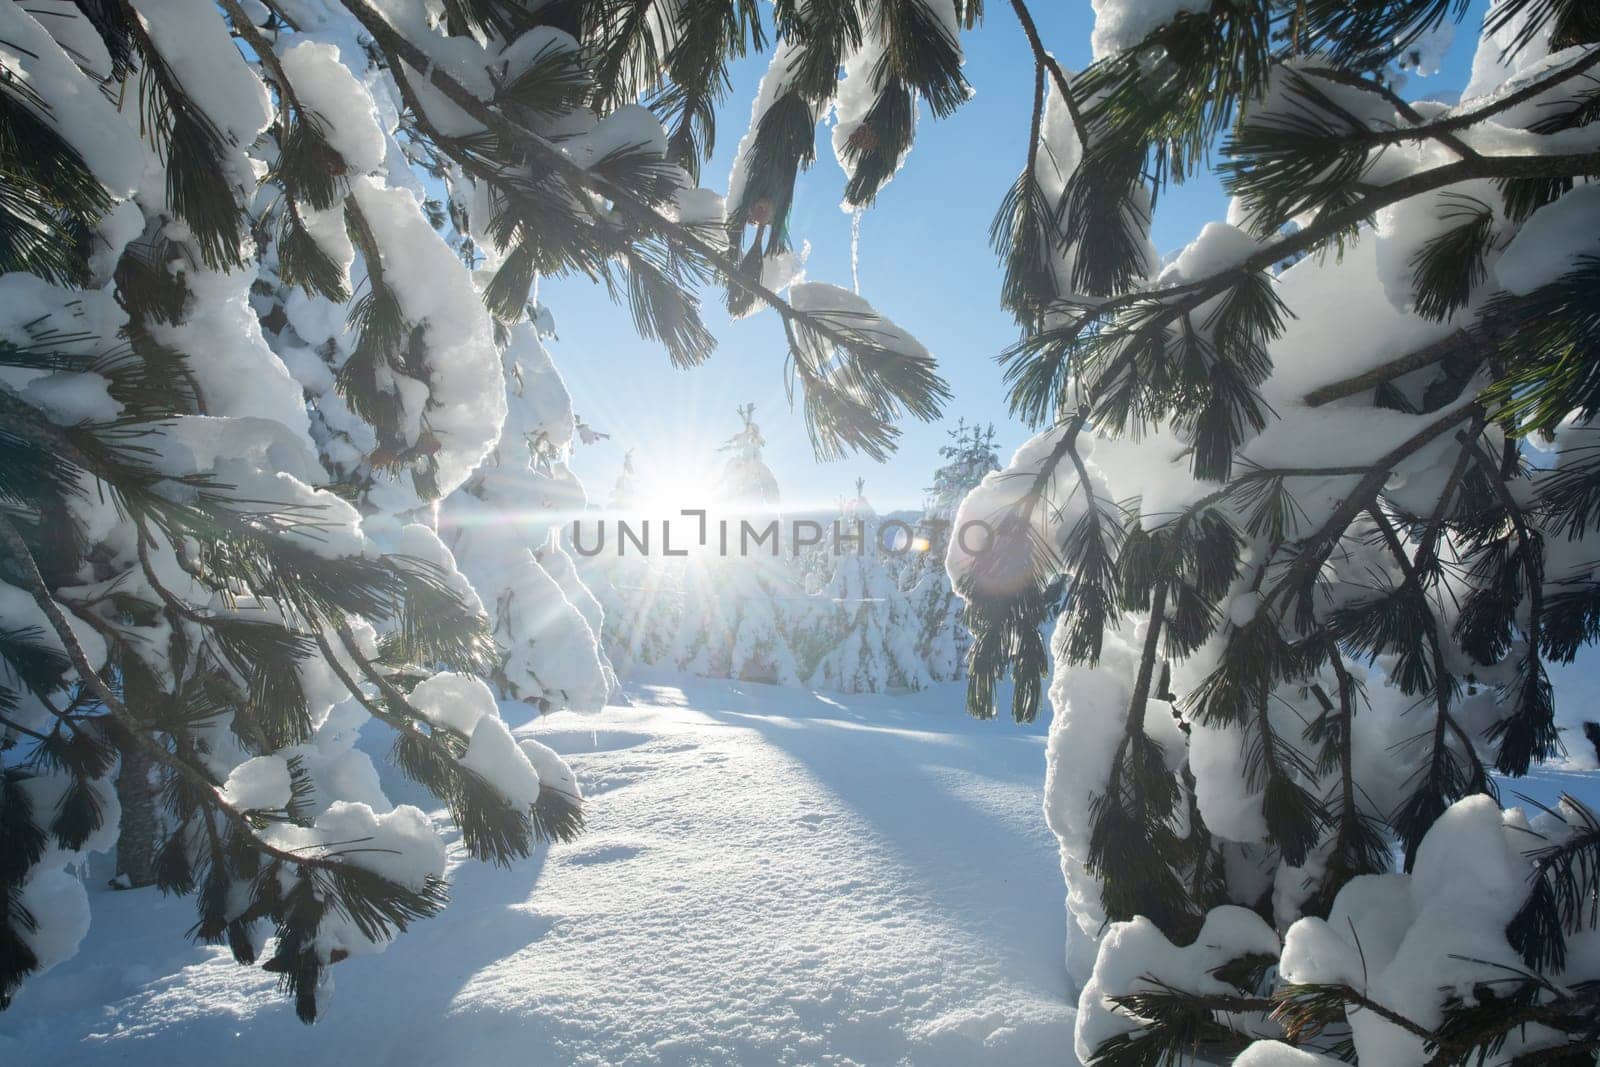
668,2,1600,1053
807,481,931,693
0,0,948,1020
909,421,1001,681
609,449,640,511
670,406,802,684
717,402,783,507
925,420,1002,531
583,449,685,679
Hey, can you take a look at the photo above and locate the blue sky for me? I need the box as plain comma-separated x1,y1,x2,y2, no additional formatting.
547,3,1489,514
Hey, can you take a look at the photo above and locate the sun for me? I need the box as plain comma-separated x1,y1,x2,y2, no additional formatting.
629,457,728,517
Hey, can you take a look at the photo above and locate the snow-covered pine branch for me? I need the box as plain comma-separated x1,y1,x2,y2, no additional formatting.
337,0,950,457
0,0,953,1022
440,320,612,716
0,0,626,1018
945,0,1600,1061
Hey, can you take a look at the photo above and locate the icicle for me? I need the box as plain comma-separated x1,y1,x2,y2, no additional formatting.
850,209,864,294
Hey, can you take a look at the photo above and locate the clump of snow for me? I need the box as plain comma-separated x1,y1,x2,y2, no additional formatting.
221,755,294,812
460,715,542,809
0,4,144,196
1236,1042,1344,1066
382,521,486,618
146,267,316,453
1090,0,1211,59
1493,182,1600,295
408,671,498,737
349,178,507,509
16,869,94,977
1161,221,1260,285
789,283,934,371
19,372,119,424
517,737,579,801
279,41,388,176
674,187,725,229
562,104,669,168
266,801,447,893
1076,906,1280,1062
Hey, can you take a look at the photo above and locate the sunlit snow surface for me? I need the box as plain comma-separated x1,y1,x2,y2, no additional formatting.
0,679,1077,1065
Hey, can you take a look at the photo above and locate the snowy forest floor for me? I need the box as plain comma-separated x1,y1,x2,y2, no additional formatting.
0,678,1079,1065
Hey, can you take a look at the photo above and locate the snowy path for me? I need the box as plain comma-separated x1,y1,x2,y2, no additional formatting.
0,679,1077,1065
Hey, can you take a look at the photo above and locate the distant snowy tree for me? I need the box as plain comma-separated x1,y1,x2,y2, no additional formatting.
583,449,682,677
717,402,782,507
925,420,1002,532
675,559,804,686
909,422,1002,681
608,450,639,511
905,571,965,683
590,556,682,679
940,1,1600,1062
0,0,949,1021
672,405,802,684
808,482,930,693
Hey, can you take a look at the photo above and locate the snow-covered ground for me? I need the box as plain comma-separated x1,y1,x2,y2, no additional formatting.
0,678,1077,1066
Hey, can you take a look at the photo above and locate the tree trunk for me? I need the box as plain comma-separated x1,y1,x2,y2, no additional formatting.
113,735,159,889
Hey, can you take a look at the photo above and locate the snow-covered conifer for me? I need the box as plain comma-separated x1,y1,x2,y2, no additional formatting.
675,558,803,686
808,481,931,693
717,402,782,507
608,450,640,511
583,449,682,678
910,421,1001,681
924,421,1001,530
673,406,801,684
